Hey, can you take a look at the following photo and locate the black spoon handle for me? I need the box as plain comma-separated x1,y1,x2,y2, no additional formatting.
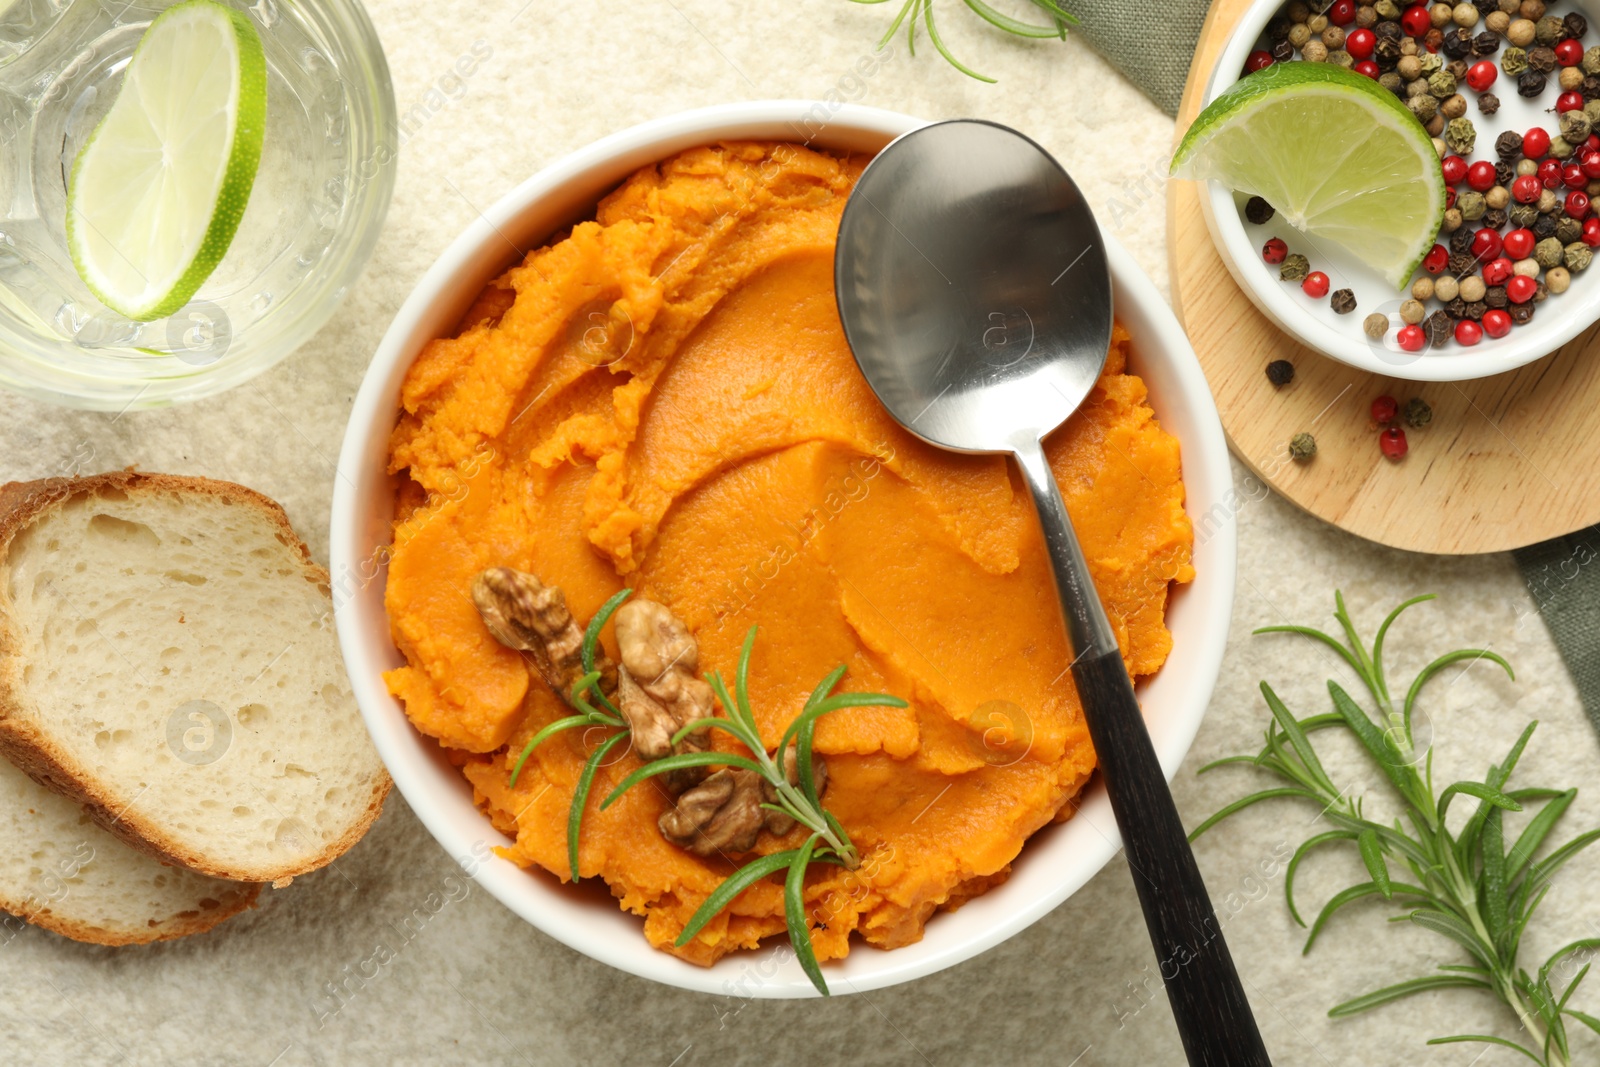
1013,439,1271,1067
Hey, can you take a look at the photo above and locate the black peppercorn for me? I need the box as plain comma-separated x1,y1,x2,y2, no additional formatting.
1472,31,1500,56
1267,15,1292,40
1265,359,1294,386
1496,130,1524,159
1486,285,1509,308
1376,36,1404,64
1479,92,1501,116
1484,207,1508,230
1495,161,1514,187
1450,227,1475,254
1245,196,1275,224
1443,27,1473,59
1528,46,1558,72
1464,300,1487,320
1510,302,1535,325
1376,20,1402,42
1404,397,1432,429
1450,251,1478,275
1471,0,1496,14
1584,74,1600,98
1426,309,1454,347
1330,288,1357,314
1447,58,1470,81
1520,71,1548,96
1447,296,1469,318
1564,12,1586,39
1272,39,1295,62
1535,214,1559,238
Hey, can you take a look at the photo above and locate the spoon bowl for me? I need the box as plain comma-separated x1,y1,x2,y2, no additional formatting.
835,120,1111,455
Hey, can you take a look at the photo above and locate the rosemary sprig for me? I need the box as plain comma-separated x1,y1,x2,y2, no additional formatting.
848,0,1076,83
506,586,632,882
599,625,907,995
1195,593,1600,1065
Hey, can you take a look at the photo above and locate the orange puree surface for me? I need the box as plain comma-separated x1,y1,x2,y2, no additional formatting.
384,141,1194,966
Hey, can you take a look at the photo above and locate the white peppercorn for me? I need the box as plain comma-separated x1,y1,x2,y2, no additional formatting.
1413,277,1436,300
1399,54,1422,79
1538,188,1560,214
1435,274,1461,301
1459,275,1487,302
1516,158,1539,176
1363,313,1389,339
1486,185,1510,210
1513,257,1539,277
1400,299,1428,324
1442,207,1464,231
1547,265,1572,292
1304,39,1329,62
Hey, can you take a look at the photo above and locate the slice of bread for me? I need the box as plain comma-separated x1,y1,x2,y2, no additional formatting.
0,471,389,885
0,753,258,945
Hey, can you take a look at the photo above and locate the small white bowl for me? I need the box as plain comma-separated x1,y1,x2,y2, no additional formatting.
1202,0,1600,382
330,101,1237,997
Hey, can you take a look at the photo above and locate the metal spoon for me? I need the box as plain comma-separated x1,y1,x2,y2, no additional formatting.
834,119,1270,1067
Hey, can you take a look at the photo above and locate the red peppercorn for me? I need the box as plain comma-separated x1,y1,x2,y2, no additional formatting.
1471,228,1504,262
1354,60,1380,78
1401,4,1432,36
1263,236,1288,263
1558,91,1585,114
1329,0,1356,25
1454,319,1483,346
1566,190,1590,219
1504,228,1536,259
1302,271,1330,298
1467,161,1497,192
1557,39,1584,67
1524,128,1552,159
1566,163,1589,190
1540,158,1565,189
1371,395,1398,423
1514,175,1544,203
1482,309,1513,338
1482,257,1513,285
1380,427,1409,459
1347,27,1376,59
1441,155,1467,184
1424,27,1443,52
1585,216,1600,247
1583,151,1600,180
1466,61,1497,92
1422,244,1449,274
1586,135,1600,156
1446,187,1458,209
1397,324,1427,351
1246,50,1274,73
1507,274,1538,303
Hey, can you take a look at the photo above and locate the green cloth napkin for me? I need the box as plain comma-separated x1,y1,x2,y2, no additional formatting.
1516,532,1600,736
1071,0,1212,116
1082,0,1600,727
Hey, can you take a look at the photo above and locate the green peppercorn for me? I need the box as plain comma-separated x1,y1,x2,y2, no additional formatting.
1280,253,1311,282
1560,111,1592,145
1586,100,1600,126
1535,236,1565,268
1584,45,1600,73
1535,14,1562,44
1428,69,1457,96
1376,0,1401,17
1502,45,1529,75
1403,398,1432,428
1509,204,1537,228
1549,134,1574,159
1556,216,1583,244
1444,116,1476,154
1410,94,1440,121
1564,242,1593,272
1458,190,1487,220
1289,432,1317,461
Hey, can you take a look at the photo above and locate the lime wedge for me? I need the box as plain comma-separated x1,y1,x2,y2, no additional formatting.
66,0,266,322
1171,62,1445,290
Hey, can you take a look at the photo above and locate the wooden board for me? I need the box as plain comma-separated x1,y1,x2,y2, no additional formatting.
1167,0,1600,555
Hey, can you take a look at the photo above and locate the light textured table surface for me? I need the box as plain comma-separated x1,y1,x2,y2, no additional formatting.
3,3,1598,1065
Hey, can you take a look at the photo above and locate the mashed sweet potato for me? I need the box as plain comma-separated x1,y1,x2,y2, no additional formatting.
384,141,1193,966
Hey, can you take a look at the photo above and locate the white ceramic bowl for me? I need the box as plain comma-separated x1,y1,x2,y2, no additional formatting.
1202,0,1600,382
330,101,1237,997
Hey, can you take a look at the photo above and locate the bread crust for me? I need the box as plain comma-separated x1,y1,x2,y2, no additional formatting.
0,470,391,885
2,879,260,947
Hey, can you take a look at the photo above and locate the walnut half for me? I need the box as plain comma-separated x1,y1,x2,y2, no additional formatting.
471,567,614,700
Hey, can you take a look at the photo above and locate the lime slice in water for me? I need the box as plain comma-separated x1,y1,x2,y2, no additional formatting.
66,0,266,322
1171,62,1445,290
